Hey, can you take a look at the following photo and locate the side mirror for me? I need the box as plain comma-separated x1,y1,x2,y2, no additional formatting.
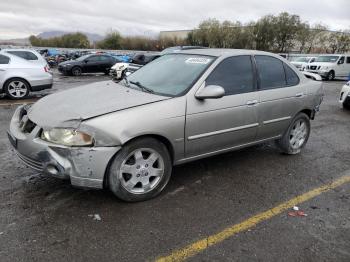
195,85,225,100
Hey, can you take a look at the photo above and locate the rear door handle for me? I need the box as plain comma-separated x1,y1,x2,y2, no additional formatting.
246,100,258,106
295,92,304,97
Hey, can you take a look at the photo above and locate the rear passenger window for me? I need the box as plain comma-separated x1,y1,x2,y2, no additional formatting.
25,52,38,60
206,56,254,95
255,55,286,89
7,51,38,60
0,54,10,64
283,63,299,86
346,57,350,64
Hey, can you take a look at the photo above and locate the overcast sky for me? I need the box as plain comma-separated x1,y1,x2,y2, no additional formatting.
0,0,349,39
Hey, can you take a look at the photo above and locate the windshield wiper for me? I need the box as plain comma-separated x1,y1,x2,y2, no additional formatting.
129,81,154,94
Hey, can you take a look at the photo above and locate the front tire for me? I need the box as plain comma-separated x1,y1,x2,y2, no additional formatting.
108,138,172,202
4,78,30,99
276,113,311,155
326,70,335,81
343,100,350,110
71,66,82,76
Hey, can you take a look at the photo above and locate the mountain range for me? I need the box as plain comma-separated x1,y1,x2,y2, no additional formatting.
37,31,104,42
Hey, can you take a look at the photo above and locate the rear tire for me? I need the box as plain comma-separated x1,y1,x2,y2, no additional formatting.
108,138,172,202
276,113,311,155
4,78,30,99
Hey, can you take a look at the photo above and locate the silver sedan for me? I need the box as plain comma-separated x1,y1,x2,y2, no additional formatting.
0,52,52,99
8,49,324,201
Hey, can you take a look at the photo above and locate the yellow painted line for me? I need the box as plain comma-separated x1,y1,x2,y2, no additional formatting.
156,174,350,262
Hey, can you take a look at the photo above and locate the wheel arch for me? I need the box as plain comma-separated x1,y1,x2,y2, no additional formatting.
3,77,32,91
299,108,313,119
102,134,175,189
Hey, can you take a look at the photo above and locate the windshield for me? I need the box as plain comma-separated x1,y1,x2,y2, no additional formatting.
314,56,339,63
76,54,90,61
160,47,181,55
294,57,310,63
125,54,215,96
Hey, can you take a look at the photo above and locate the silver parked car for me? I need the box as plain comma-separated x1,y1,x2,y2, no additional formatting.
8,49,323,201
0,52,53,99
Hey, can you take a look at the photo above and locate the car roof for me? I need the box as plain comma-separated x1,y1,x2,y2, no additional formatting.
177,48,278,58
317,54,342,56
1,48,39,53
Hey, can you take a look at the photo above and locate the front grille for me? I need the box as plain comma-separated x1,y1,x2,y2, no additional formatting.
16,151,43,171
310,66,317,70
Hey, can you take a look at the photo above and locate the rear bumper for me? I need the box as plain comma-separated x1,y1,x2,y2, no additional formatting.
31,83,53,91
8,106,121,189
30,74,53,91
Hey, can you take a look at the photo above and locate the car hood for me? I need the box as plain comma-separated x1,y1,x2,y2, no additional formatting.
28,81,169,128
59,60,81,66
308,62,334,67
291,62,305,66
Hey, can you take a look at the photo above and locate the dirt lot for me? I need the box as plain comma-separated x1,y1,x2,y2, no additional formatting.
0,71,349,262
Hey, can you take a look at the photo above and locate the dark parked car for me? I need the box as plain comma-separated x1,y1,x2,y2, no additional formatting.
126,52,161,74
58,54,117,76
131,52,161,65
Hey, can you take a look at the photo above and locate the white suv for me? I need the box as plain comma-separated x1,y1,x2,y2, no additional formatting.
291,56,316,71
305,54,350,80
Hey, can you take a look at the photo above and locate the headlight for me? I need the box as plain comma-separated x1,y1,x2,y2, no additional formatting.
322,66,329,70
41,128,94,146
346,81,350,86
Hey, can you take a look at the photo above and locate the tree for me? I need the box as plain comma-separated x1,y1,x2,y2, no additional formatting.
29,33,90,48
96,31,122,50
272,12,303,52
253,15,276,51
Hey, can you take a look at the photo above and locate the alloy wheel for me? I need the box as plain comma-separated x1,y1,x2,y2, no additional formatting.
7,80,28,98
289,119,308,150
119,148,165,194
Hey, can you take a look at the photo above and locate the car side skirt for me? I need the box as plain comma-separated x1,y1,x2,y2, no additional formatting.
175,135,281,165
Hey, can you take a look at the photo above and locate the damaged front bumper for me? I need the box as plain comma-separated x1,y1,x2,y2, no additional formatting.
8,106,121,189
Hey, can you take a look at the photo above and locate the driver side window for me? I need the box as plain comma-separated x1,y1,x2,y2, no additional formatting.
87,56,100,62
205,56,254,96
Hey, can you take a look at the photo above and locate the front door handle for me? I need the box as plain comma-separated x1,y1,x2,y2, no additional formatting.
295,92,304,97
246,100,258,106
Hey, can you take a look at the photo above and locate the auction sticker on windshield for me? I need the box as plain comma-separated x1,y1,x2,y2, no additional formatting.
185,57,212,64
